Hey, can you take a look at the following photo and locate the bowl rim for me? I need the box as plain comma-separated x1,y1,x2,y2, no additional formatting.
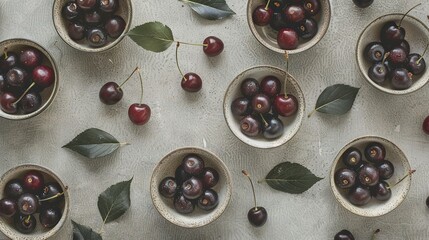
51,0,133,53
222,65,305,149
356,13,429,95
150,147,233,228
246,0,332,54
0,38,59,121
0,163,70,239
329,135,412,217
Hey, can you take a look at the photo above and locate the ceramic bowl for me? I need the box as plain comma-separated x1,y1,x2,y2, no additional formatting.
330,136,412,217
150,147,232,228
0,39,59,120
52,0,132,52
0,164,70,239
356,14,429,94
247,0,331,54
223,65,305,149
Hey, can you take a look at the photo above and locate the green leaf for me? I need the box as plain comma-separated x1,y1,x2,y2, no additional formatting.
262,162,323,194
72,220,102,240
62,128,127,159
309,84,360,117
98,178,133,223
180,0,235,20
127,22,174,52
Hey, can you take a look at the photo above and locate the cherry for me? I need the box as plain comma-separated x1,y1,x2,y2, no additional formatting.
377,160,394,180
181,73,202,92
368,62,388,84
4,179,24,199
197,189,219,211
182,177,203,200
303,0,320,15
352,0,373,8
87,28,108,47
261,114,284,139
175,166,191,186
423,115,429,135
0,92,18,114
364,142,386,163
23,171,44,193
358,164,379,187
14,214,37,234
283,5,305,23
426,196,429,208
371,181,391,201
21,92,42,114
174,192,194,214
99,82,123,105
273,94,298,117
33,65,55,88
334,229,355,240
62,1,81,21
269,12,289,31
348,185,371,206
364,42,385,63
17,193,39,215
390,68,412,90
342,147,362,169
128,103,151,125
243,170,267,227
104,16,126,38
240,78,259,98
380,21,405,45
201,167,219,189
387,47,407,66
396,40,410,55
296,18,318,39
19,48,43,69
68,22,86,41
0,198,17,218
76,0,97,10
231,97,252,116
0,74,5,92
240,115,261,137
252,93,271,114
6,67,29,88
407,53,426,76
99,0,118,13
260,75,281,97
334,168,357,189
39,207,62,228
182,154,205,176
252,5,273,26
84,10,104,27
268,0,285,13
40,182,64,206
203,36,224,57
0,52,18,72
277,28,299,50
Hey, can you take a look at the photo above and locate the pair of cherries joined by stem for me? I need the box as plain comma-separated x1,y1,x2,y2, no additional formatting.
99,67,150,125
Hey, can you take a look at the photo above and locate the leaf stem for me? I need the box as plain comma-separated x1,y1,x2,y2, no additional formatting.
387,169,415,190
242,170,257,210
12,82,35,106
417,44,429,65
175,42,186,81
371,229,380,240
307,109,316,118
136,67,144,104
175,41,207,47
264,0,272,10
120,142,130,146
118,67,139,89
399,3,421,28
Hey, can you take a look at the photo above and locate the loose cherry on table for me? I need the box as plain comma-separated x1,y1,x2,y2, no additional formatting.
334,229,355,240
242,170,267,227
423,115,429,134
352,0,374,8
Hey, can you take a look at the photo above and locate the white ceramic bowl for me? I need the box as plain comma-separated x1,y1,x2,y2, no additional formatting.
0,39,59,120
223,65,305,149
0,164,70,239
150,147,232,228
247,0,331,54
330,136,412,217
356,14,429,94
52,0,132,52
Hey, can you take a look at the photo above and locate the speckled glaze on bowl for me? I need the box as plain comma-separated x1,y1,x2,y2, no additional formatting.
356,14,429,94
247,0,331,54
330,136,412,217
150,147,232,228
223,65,305,149
52,0,132,52
0,39,59,120
0,164,70,239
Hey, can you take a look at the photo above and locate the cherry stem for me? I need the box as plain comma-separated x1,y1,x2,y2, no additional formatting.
284,51,289,96
24,215,31,224
416,44,429,64
371,229,380,240
39,186,68,202
175,42,186,81
118,66,139,89
12,82,35,106
3,47,8,59
382,52,390,64
398,3,421,28
136,68,144,104
174,41,207,47
388,169,416,190
264,0,271,10
242,170,257,210
259,113,269,127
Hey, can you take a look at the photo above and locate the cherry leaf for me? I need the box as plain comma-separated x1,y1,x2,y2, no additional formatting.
180,0,235,20
98,178,133,223
127,22,174,52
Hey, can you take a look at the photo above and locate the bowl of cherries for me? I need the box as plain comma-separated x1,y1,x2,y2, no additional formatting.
330,136,412,217
150,147,232,228
0,39,59,120
247,0,331,54
356,11,429,94
0,164,69,239
53,0,132,52
223,65,305,149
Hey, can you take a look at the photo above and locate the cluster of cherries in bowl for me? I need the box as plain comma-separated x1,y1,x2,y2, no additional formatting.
0,171,65,234
62,0,126,48
252,0,321,50
0,47,54,115
334,142,395,206
365,21,426,90
159,154,220,214
231,76,298,139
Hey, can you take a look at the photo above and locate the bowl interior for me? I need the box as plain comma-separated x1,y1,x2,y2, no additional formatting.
356,14,429,94
330,136,411,217
150,147,232,228
0,164,69,239
0,39,59,120
223,65,305,149
247,0,331,54
52,0,132,52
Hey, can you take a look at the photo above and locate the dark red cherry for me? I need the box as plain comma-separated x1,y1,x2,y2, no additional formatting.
39,207,62,228
407,53,426,76
262,114,284,139
252,5,273,26
0,198,18,218
14,214,37,234
84,10,103,27
364,42,385,63
6,67,29,88
248,206,267,227
197,189,219,211
99,0,118,13
334,168,357,189
260,76,281,97
40,182,64,206
377,160,394,180
240,78,259,98
128,103,151,125
283,5,305,23
423,115,429,135
19,48,43,69
203,36,224,57
358,164,379,187
352,0,373,8
76,0,97,10
21,92,42,114
181,73,202,92
348,185,371,206
390,68,413,90
240,115,261,137
182,154,205,176
0,52,18,72
277,28,299,50
87,28,108,47
175,166,191,186
341,147,362,169
268,0,285,13
23,171,44,193
62,2,81,21
364,142,386,163
371,181,391,201
252,93,271,114
174,192,194,214
201,167,219,189
0,92,18,114
303,0,320,16
334,229,355,240
296,18,318,39
33,65,55,88
273,94,298,117
99,82,123,105
68,22,86,41
269,12,290,31
387,47,407,66
380,21,405,45
231,97,252,116
4,179,24,199
17,193,39,215
104,16,126,38
182,177,203,200
396,40,410,55
368,62,388,84
158,177,177,198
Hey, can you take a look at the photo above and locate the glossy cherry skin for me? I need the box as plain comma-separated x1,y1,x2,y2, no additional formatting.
197,189,219,211
19,48,43,69
181,73,202,92
201,167,219,189
273,94,298,117
40,182,64,206
260,76,281,97
174,192,194,214
99,0,118,13
390,68,412,90
407,53,426,76
0,52,18,72
334,229,355,240
252,5,273,26
358,164,379,187
364,42,385,63
128,103,151,125
277,28,299,50
0,92,18,114
68,22,86,41
23,171,45,193
203,36,224,57
40,207,62,228
334,168,357,189
182,154,205,176
297,18,318,39
62,2,80,21
269,0,285,13
0,74,5,92
380,21,405,45
377,160,394,180
182,177,203,200
283,5,305,23
303,0,320,15
14,214,37,234
240,115,261,137
262,114,284,139
87,28,108,47
252,93,271,114
426,196,429,208
364,142,386,163
5,179,24,199
388,47,407,67
6,67,29,88
175,166,191,186
0,198,18,217
84,10,104,27
99,82,123,105
240,78,259,98
342,147,362,169
76,0,97,10
231,97,252,116
248,206,267,227
368,62,388,84
17,193,39,215
269,12,289,31
21,92,42,114
105,16,126,38
348,185,371,206
371,181,391,201
33,65,55,88
352,0,373,8
423,115,429,135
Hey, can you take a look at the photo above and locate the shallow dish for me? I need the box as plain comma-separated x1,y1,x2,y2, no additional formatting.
0,164,70,239
330,136,412,217
150,147,232,228
223,65,305,149
356,14,429,94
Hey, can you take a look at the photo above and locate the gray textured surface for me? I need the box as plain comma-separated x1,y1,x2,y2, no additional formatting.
0,0,429,239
